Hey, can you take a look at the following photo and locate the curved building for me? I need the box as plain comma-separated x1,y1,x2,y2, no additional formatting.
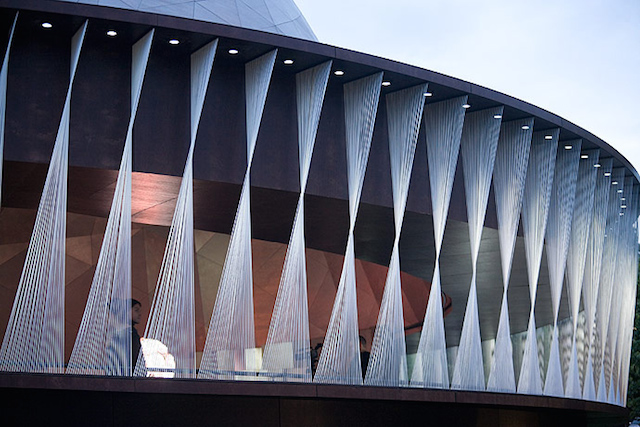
0,0,636,425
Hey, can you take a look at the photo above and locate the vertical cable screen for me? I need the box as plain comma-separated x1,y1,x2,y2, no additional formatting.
595,167,625,401
0,12,17,207
581,158,612,399
617,185,638,403
543,139,581,397
261,61,331,382
564,149,599,398
487,118,533,392
452,107,503,391
66,30,153,376
410,95,467,389
605,177,634,404
134,40,218,379
0,21,88,373
365,84,427,387
314,72,383,385
517,129,559,395
199,50,277,380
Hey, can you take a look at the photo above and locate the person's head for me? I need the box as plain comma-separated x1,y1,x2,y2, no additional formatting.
131,298,142,325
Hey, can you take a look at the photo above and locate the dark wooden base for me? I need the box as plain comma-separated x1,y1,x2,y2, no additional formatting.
0,373,628,426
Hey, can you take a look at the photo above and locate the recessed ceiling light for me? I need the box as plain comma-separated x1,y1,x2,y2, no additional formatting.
228,48,239,55
462,104,471,109
580,154,589,159
382,81,391,87
544,135,553,140
622,197,626,201
622,205,627,209
106,30,117,37
594,163,601,168
169,39,180,45
334,70,344,76
423,92,432,97
604,172,611,177
618,189,623,193
283,59,294,65
41,22,53,29
612,181,618,185
564,145,572,150
493,114,502,119
521,125,530,130
620,212,624,216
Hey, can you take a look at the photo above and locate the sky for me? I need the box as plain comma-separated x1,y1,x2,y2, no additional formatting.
295,0,640,173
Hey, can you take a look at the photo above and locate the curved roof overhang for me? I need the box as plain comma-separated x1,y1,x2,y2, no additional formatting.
3,0,637,183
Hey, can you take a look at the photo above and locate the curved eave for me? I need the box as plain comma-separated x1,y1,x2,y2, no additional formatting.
3,0,638,184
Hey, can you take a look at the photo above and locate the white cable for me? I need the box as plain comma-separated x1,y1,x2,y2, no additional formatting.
517,129,558,395
543,139,581,397
487,118,533,392
452,107,503,391
0,11,17,208
564,148,599,398
410,95,467,389
199,50,276,380
67,29,153,376
365,84,427,387
314,72,383,385
134,39,218,379
0,21,88,373
262,61,331,382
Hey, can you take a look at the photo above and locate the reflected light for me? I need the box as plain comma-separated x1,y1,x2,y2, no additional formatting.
140,338,176,378
521,125,530,130
462,104,471,109
493,114,502,119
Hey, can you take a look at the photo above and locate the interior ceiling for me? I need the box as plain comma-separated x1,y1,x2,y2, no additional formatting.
2,161,569,347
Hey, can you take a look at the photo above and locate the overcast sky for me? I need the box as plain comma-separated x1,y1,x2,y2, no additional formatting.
295,0,640,173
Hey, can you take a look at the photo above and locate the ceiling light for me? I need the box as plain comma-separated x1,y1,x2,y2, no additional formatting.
106,30,117,37
593,163,601,168
493,114,502,119
622,197,626,201
521,125,530,130
462,104,471,109
283,59,294,65
622,205,627,209
564,145,572,150
604,172,611,177
228,49,239,55
580,154,589,159
382,81,391,87
423,92,432,97
620,212,625,216
334,70,344,76
544,135,553,140
169,39,180,45
41,22,53,29
618,189,623,193
612,181,618,185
